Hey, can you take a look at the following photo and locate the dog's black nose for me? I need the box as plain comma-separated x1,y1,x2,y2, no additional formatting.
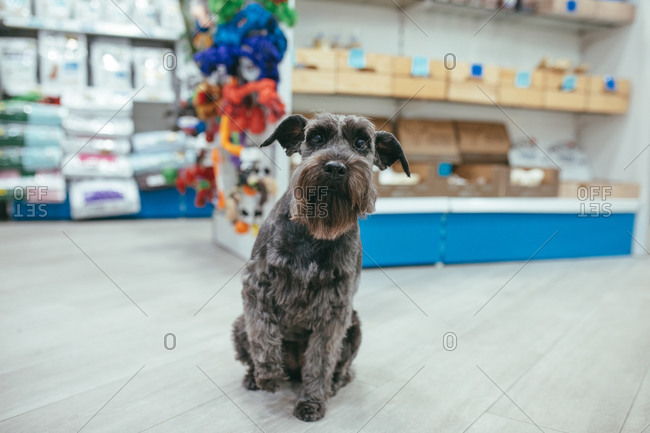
324,161,347,178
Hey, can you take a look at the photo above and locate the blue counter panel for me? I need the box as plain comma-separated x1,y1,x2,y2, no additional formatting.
11,198,71,220
443,213,635,264
359,213,443,268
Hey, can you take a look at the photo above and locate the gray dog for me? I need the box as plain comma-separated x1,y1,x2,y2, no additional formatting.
232,113,410,422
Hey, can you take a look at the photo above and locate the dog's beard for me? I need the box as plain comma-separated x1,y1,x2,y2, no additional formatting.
290,156,377,241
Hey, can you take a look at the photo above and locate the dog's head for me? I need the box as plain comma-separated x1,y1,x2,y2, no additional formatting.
261,113,410,240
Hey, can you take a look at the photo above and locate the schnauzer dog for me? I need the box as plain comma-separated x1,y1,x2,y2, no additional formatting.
232,113,410,422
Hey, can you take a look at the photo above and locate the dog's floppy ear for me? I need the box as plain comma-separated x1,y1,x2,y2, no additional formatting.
374,131,410,176
260,114,307,156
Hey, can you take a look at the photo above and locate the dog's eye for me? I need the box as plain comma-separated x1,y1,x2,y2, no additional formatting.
354,138,368,150
254,210,263,216
264,168,271,175
241,209,249,216
310,134,324,145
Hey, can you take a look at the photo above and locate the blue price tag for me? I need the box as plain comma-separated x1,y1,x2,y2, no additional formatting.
515,70,532,89
566,0,577,12
561,74,578,92
470,63,484,79
348,49,366,69
438,162,453,177
411,56,430,77
603,75,617,92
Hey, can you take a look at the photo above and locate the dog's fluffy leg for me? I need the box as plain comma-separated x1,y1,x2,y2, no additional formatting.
294,309,351,422
242,289,287,393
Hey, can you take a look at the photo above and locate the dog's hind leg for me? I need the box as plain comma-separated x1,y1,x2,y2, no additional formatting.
331,310,362,396
232,314,259,391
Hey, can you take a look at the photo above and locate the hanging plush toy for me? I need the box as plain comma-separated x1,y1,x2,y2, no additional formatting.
190,0,295,233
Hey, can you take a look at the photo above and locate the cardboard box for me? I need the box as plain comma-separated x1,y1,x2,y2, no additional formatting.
586,76,630,114
447,62,500,105
537,0,597,19
505,167,560,197
543,72,589,112
498,68,546,108
374,162,438,197
292,48,337,94
442,164,509,197
455,121,510,164
396,119,460,162
558,180,640,199
595,1,635,24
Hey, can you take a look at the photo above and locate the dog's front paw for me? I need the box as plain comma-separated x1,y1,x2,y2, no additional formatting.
243,371,259,391
294,399,326,422
254,367,285,393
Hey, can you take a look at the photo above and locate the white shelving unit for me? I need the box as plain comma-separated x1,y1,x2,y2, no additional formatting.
293,0,648,255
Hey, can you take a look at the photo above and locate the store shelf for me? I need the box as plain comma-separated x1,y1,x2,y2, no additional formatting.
305,0,632,32
0,16,183,41
373,196,640,215
293,92,623,116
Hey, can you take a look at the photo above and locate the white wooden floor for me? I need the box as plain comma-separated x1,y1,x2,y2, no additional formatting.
0,219,649,433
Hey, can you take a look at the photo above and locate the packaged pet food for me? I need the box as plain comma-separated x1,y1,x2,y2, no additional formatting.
69,178,141,219
61,153,133,178
132,47,174,101
34,0,72,20
1,0,32,17
61,136,131,155
39,31,88,91
0,38,38,96
90,38,133,90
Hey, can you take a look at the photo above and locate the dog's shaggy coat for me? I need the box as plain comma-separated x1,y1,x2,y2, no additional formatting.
232,113,409,422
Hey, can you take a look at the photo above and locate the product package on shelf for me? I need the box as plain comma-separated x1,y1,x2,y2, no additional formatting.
61,136,131,155
90,38,133,90
34,0,73,20
131,130,187,153
0,100,65,126
586,75,630,114
0,170,67,203
21,146,62,171
69,178,140,219
0,123,64,148
133,47,174,102
61,153,133,178
1,0,31,17
74,0,104,22
62,111,134,136
38,31,88,93
0,37,38,96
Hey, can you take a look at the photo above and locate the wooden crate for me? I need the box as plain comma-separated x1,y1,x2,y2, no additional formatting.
335,50,393,96
292,48,337,94
498,69,546,109
586,76,630,114
505,167,560,197
392,57,448,100
447,62,500,105
542,72,589,112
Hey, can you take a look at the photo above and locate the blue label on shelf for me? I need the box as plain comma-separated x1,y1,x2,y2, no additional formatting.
348,49,366,69
561,74,578,92
411,56,430,77
515,70,532,88
604,75,617,92
438,162,453,177
470,63,484,79
566,0,577,12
